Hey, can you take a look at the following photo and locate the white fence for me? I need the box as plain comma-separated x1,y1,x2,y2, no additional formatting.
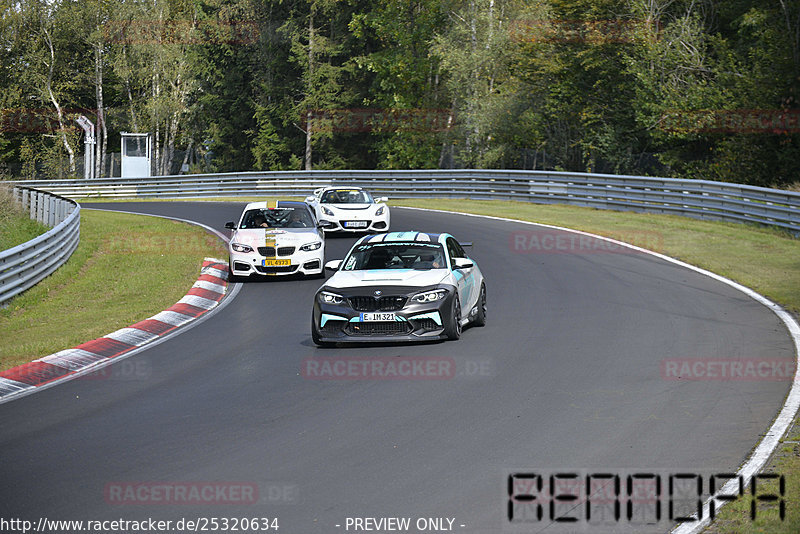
0,187,80,305
15,170,800,234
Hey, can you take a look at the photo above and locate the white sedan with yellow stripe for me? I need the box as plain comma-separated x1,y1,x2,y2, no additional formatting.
225,201,325,279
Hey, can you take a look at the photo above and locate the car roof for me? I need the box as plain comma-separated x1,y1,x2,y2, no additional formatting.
242,200,310,211
276,200,311,210
321,186,364,192
356,231,450,245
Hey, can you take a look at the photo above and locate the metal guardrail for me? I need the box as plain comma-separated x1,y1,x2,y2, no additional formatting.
12,169,800,234
0,186,80,305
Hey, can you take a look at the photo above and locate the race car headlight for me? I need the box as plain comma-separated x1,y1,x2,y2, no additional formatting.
231,242,253,253
375,206,385,216
318,291,344,304
300,241,322,252
322,206,334,216
411,289,448,303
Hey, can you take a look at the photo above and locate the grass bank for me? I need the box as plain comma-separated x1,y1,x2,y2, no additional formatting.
0,184,49,250
0,210,227,370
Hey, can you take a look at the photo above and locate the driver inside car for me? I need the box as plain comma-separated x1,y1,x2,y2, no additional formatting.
252,213,269,228
286,210,309,228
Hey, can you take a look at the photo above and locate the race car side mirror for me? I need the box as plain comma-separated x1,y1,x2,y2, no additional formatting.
325,260,342,271
224,222,236,229
305,196,315,203
452,257,474,270
377,197,388,203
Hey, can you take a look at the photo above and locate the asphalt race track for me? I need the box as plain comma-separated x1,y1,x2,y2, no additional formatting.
0,201,795,533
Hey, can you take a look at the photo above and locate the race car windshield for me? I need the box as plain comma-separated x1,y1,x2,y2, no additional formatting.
240,208,313,229
342,243,446,271
320,189,374,204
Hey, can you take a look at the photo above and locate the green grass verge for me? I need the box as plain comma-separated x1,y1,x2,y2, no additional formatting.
395,198,800,533
0,186,49,250
0,210,228,370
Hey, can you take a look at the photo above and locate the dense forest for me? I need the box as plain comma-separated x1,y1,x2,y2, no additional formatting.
0,0,798,187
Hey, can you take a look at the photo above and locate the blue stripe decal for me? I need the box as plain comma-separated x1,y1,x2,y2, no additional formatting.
321,314,348,327
408,311,442,326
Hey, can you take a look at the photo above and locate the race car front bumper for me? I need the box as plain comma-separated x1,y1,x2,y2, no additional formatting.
312,284,456,343
229,247,324,277
319,213,390,233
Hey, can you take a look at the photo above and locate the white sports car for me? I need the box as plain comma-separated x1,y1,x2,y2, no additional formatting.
225,201,325,279
305,187,390,233
311,231,486,345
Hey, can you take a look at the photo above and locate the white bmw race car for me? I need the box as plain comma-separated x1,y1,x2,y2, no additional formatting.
305,187,390,233
225,201,325,279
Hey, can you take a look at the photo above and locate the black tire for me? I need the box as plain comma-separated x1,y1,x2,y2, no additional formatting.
444,293,462,341
473,283,487,327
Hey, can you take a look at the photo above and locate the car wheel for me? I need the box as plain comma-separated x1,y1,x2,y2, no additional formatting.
444,293,462,341
473,283,487,327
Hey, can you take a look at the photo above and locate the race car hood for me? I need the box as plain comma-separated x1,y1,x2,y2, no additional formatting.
326,269,449,288
230,228,320,247
324,203,374,211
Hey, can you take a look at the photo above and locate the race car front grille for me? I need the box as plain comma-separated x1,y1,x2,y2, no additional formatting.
322,321,345,335
254,265,298,274
411,318,441,331
345,322,412,336
257,246,296,257
348,296,407,312
303,260,321,270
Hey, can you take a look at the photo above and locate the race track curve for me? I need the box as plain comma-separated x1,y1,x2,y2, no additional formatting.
0,201,795,534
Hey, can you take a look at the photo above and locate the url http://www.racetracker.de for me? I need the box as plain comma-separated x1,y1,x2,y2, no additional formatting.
0,517,281,533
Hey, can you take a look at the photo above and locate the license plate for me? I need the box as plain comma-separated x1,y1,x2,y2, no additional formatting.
263,259,291,267
360,312,396,322
344,221,368,228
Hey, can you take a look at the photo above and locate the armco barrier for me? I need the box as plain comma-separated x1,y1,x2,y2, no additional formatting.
0,186,80,305
12,169,800,234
